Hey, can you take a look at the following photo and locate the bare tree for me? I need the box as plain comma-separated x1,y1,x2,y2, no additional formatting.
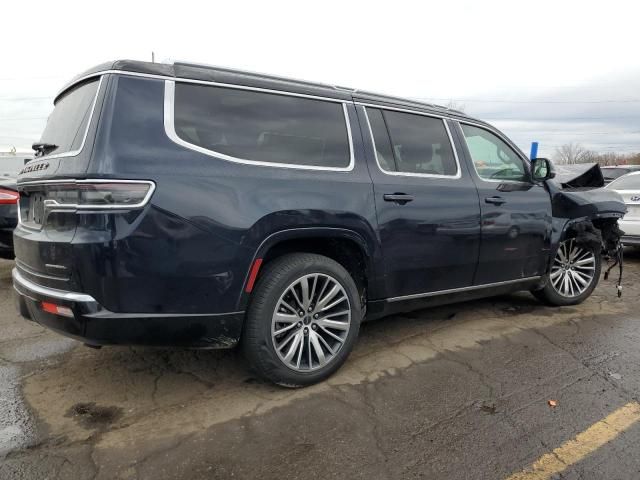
553,143,597,164
552,144,640,166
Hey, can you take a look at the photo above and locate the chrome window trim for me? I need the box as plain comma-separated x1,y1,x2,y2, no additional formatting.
38,76,104,161
386,276,541,303
164,80,355,172
355,101,448,119
57,70,349,105
362,106,462,180
456,120,532,185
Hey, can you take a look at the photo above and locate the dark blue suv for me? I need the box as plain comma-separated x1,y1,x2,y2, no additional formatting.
12,60,626,386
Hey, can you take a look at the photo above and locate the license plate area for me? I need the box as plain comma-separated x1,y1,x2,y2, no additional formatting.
29,193,45,225
18,191,46,229
627,204,640,220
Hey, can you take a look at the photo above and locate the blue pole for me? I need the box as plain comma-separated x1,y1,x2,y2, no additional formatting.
530,141,539,160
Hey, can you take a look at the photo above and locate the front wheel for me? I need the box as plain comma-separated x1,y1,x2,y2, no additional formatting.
242,253,361,387
532,238,601,306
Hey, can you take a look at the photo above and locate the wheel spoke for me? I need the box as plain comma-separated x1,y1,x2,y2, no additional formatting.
309,331,326,366
300,276,311,310
290,284,305,311
550,268,563,280
570,270,588,288
317,318,349,331
283,331,303,362
320,293,347,312
316,284,340,310
319,325,344,343
557,244,567,263
316,333,335,355
322,310,350,319
308,275,318,307
273,312,298,324
274,322,299,336
279,299,298,314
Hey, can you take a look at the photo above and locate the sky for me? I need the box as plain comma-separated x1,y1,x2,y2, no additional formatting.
1,0,639,160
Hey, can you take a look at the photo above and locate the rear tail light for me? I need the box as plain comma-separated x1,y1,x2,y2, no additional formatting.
0,188,19,205
25,180,155,211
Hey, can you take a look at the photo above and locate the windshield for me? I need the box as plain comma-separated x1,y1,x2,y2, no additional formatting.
37,78,100,157
607,173,640,190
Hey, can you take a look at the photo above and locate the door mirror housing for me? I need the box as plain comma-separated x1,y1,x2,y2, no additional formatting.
531,158,556,182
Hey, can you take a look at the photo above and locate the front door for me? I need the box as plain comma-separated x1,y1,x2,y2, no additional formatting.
455,122,552,284
359,105,481,300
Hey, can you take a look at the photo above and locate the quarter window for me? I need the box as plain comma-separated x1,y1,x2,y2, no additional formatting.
367,108,458,176
461,124,527,181
173,83,351,168
38,78,100,156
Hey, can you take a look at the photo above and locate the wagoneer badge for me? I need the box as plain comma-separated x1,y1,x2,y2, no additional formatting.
20,162,49,174
631,195,640,202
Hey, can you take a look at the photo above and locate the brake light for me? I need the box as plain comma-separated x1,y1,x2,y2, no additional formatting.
41,301,73,318
23,180,155,211
0,188,19,205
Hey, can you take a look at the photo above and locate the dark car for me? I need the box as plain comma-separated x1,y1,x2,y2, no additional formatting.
0,177,18,259
12,61,626,386
601,165,640,184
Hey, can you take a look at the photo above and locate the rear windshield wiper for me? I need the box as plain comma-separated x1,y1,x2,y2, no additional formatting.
32,142,59,157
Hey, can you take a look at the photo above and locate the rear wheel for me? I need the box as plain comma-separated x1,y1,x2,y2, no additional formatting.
242,253,361,387
532,238,601,306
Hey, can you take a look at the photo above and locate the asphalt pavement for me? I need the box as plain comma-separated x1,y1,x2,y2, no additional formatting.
1,251,640,479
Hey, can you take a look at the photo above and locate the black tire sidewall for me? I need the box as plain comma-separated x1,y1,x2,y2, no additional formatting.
243,253,361,387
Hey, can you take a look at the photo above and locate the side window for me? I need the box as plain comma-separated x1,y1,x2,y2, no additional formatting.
368,108,458,176
173,82,351,168
460,124,527,181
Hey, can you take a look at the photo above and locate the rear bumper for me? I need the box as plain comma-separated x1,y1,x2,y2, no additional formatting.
620,218,640,246
622,235,640,246
12,268,243,348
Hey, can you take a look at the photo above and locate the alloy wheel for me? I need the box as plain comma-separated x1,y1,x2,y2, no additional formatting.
271,273,351,372
549,239,597,298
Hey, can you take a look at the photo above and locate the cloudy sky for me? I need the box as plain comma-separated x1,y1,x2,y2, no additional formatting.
1,0,639,159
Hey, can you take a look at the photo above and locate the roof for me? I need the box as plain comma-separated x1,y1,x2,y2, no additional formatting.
58,60,480,123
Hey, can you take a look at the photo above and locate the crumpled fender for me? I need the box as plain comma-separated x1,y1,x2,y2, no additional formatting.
544,181,627,274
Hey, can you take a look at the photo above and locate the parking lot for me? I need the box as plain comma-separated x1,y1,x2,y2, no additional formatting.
0,251,639,479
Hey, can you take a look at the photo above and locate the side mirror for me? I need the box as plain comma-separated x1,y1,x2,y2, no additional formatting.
531,158,556,182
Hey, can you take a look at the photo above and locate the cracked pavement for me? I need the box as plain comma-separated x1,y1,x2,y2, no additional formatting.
1,250,640,479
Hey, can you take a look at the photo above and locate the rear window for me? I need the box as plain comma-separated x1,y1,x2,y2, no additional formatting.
607,174,640,190
173,82,351,169
38,78,100,157
602,168,630,180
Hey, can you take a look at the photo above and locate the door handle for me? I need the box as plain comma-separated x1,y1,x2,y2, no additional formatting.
485,196,506,206
383,193,414,205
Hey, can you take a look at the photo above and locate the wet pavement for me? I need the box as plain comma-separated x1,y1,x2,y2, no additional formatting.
1,251,640,479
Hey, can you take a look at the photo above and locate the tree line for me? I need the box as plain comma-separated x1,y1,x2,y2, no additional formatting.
552,143,640,166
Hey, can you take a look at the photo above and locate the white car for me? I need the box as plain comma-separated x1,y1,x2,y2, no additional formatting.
607,171,640,246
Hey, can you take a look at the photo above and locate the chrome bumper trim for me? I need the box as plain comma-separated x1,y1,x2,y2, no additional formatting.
12,268,96,303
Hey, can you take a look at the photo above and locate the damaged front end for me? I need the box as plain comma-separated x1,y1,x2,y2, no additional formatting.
547,163,627,296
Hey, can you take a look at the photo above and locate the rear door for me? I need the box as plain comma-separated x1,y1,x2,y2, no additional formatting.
454,121,552,284
358,105,481,300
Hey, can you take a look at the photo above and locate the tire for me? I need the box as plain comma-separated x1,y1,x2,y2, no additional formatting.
532,238,602,306
242,253,362,387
